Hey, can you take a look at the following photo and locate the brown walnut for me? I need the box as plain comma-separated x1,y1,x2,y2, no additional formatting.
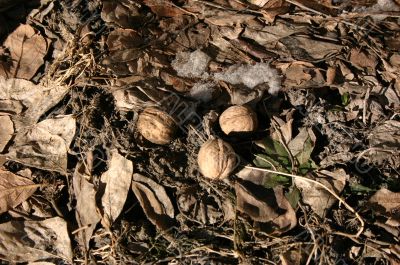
137,107,177,145
219,105,258,135
197,139,237,180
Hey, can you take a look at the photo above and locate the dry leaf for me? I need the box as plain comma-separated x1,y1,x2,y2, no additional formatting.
111,85,170,111
326,66,336,85
168,22,210,51
102,49,162,76
368,120,400,148
100,150,133,225
0,217,72,263
280,248,303,265
235,181,279,222
243,23,302,49
369,188,400,222
6,115,76,173
0,77,69,130
235,179,296,233
206,13,255,27
288,128,316,163
294,169,348,217
261,0,291,22
0,155,6,166
271,115,293,144
142,0,186,17
237,166,276,186
277,61,325,89
293,0,337,15
0,115,13,152
132,173,175,231
270,187,297,233
177,187,233,224
0,168,39,214
107,28,144,51
365,120,400,168
73,155,101,251
0,24,47,80
280,36,342,61
101,0,144,28
349,48,378,74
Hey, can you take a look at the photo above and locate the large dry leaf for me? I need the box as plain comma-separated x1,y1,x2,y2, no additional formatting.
350,48,378,74
100,150,133,225
0,115,13,152
365,120,400,168
107,28,143,52
177,187,233,224
6,115,76,173
142,0,186,17
294,169,348,217
131,173,174,231
0,77,69,130
111,86,169,111
235,180,296,233
101,0,145,28
73,155,100,251
259,0,291,21
0,217,72,263
369,188,400,222
280,36,342,61
277,61,325,89
0,24,47,80
235,180,279,221
0,168,39,214
368,120,400,148
243,23,303,48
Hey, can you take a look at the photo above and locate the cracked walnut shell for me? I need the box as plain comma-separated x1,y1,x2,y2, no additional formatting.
197,139,237,180
137,107,177,145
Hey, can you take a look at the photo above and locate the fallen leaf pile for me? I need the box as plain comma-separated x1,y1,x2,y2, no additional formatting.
0,0,399,264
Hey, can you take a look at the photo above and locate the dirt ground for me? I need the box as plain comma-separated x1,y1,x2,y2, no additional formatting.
0,0,399,264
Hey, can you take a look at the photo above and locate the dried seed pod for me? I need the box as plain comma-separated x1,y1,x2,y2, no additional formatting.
137,107,177,145
219,105,258,135
197,139,237,180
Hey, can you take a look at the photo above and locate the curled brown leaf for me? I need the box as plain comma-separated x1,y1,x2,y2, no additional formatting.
132,173,175,231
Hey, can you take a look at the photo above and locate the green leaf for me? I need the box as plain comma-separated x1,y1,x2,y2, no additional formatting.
285,186,301,209
350,183,374,194
258,137,291,169
341,92,350,106
253,154,280,169
295,135,314,165
264,174,291,189
298,160,318,175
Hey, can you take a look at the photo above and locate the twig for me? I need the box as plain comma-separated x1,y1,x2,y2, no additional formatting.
284,0,326,16
244,166,365,238
362,87,371,125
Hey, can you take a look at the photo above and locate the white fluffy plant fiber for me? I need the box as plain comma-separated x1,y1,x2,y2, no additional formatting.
213,62,281,95
172,50,282,96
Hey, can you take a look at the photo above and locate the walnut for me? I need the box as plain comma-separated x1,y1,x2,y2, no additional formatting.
219,105,258,135
137,107,177,145
197,139,237,180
